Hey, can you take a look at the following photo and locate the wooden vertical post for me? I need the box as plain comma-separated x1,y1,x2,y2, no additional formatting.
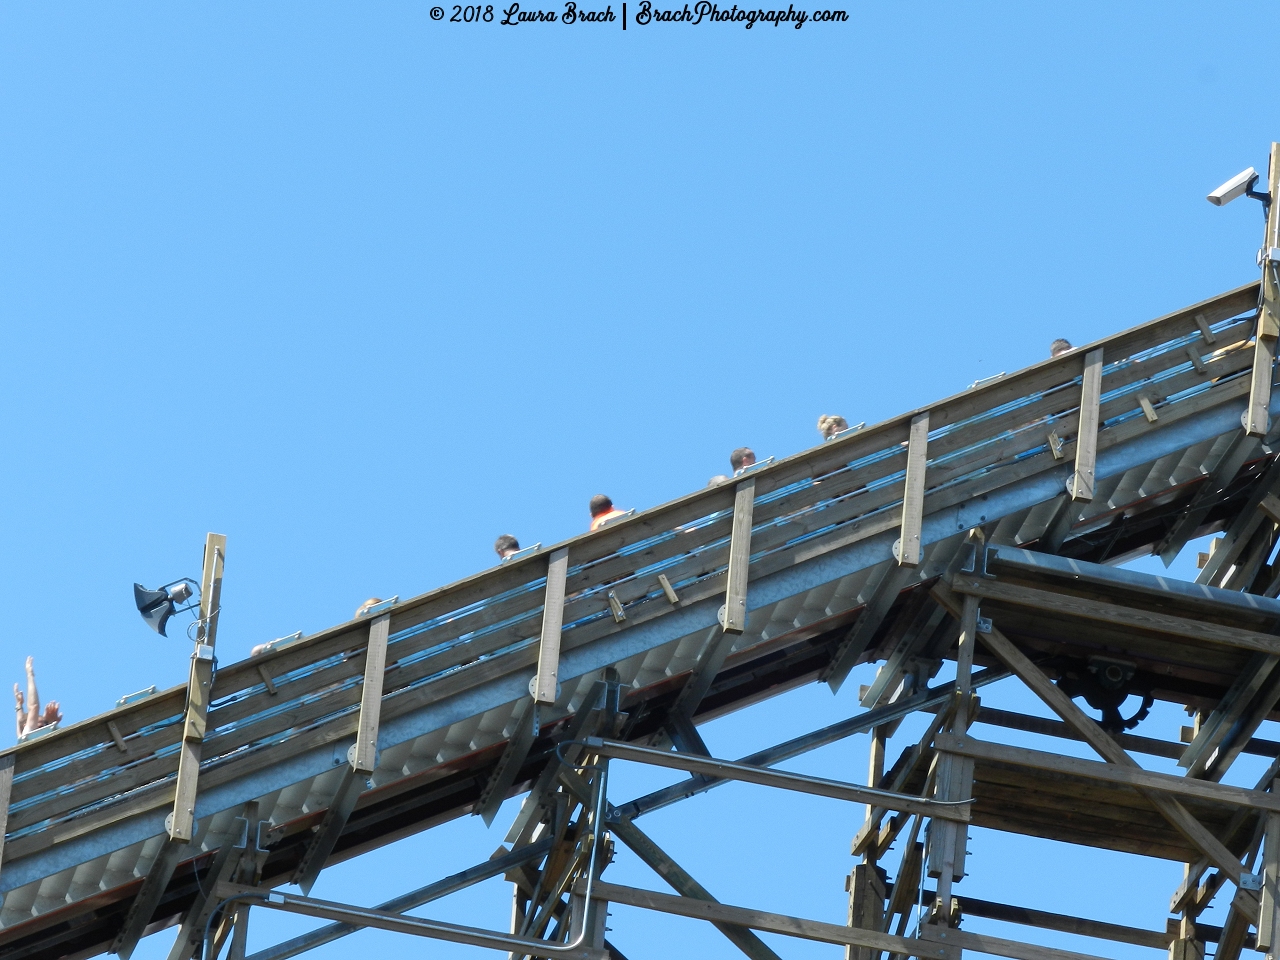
1247,142,1280,437
929,591,979,925
722,478,755,634
533,548,569,704
0,752,13,885
843,863,886,960
1069,349,1104,501
1260,779,1280,958
169,533,226,843
351,613,391,774
897,413,930,567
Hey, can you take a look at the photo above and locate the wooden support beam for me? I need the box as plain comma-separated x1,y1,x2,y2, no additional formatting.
292,766,366,895
107,720,130,754
1157,433,1258,565
110,838,187,958
169,532,226,844
897,412,930,567
1259,780,1280,953
352,612,390,774
1204,668,1280,782
1181,653,1280,777
934,733,1280,813
589,738,968,822
1248,146,1280,436
477,698,538,826
669,627,736,722
843,861,886,960
533,548,569,704
1068,348,1104,501
949,574,1280,657
825,564,914,694
292,611,390,893
919,924,1117,960
1198,456,1280,587
930,592,978,904
900,886,1177,950
165,839,242,960
505,697,606,847
722,477,755,634
580,878,955,958
228,905,251,960
0,753,12,884
610,818,785,960
930,581,1262,923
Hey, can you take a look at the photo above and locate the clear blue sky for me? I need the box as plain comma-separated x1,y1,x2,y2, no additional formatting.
0,3,1275,958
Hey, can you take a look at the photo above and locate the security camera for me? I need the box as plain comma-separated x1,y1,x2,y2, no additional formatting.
1207,167,1259,206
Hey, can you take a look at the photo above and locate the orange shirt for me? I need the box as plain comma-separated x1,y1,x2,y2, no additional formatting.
591,508,627,531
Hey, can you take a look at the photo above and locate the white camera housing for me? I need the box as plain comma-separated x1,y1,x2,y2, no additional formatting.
1208,166,1259,206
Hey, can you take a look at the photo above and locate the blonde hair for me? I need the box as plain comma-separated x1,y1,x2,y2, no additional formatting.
355,598,383,618
817,415,849,440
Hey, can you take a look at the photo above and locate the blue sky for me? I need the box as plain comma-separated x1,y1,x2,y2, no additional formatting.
1,3,1277,958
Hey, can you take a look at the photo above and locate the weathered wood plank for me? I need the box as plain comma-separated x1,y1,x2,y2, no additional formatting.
352,613,390,774
1068,348,1104,500
170,533,226,844
937,733,1280,813
722,478,755,633
950,575,1280,657
897,413,930,567
533,548,569,704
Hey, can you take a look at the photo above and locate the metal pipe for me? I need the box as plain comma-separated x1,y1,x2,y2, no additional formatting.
245,836,555,960
614,666,1009,821
218,759,612,960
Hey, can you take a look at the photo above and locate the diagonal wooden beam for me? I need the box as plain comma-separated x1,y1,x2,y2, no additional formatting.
610,818,784,960
668,627,735,723
1198,455,1280,587
1177,655,1280,783
110,838,187,958
476,698,538,827
824,564,915,694
165,839,242,960
1157,433,1258,565
931,581,1262,923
